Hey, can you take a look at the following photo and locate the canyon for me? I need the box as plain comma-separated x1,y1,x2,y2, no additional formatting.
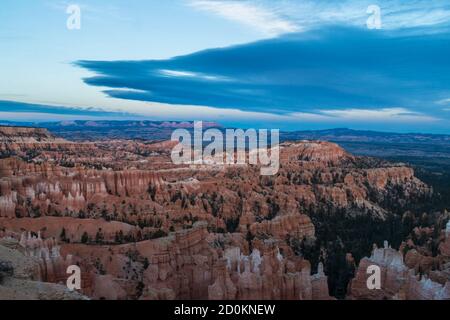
0,125,448,300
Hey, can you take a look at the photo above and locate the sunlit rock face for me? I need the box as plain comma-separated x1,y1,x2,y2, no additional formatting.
0,126,440,300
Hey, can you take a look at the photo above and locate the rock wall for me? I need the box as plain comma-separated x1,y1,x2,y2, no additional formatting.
208,246,332,300
349,241,450,300
0,126,439,300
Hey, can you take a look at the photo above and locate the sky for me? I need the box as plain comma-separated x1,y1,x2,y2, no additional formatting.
1,0,450,133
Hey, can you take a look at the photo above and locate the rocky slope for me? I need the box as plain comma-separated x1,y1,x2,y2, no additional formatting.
0,126,94,156
0,235,86,300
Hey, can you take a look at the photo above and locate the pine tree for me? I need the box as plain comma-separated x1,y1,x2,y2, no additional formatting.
60,228,67,242
81,232,89,244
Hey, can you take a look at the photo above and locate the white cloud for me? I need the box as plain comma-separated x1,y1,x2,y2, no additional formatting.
188,0,299,36
159,69,230,81
318,107,438,122
288,112,331,121
288,107,439,123
188,0,450,36
46,1,131,22
0,112,126,122
437,98,450,105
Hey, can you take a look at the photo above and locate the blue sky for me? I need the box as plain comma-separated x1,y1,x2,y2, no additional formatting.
1,0,450,133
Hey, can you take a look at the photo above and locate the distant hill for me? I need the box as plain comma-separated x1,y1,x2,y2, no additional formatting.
0,120,221,141
281,128,450,144
2,120,450,165
2,121,448,143
281,128,450,172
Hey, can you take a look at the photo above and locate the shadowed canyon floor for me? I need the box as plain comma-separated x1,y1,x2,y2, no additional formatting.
0,125,449,300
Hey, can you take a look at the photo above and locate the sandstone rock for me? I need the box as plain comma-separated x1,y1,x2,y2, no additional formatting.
0,127,436,300
349,241,449,300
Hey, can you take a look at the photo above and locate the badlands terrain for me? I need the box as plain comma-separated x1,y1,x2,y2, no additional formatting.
0,125,449,300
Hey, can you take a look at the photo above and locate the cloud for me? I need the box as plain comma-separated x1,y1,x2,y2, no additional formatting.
76,26,450,124
317,108,439,122
187,0,450,36
0,100,135,118
287,107,440,123
46,0,131,22
380,1,450,31
188,0,299,36
437,98,450,105
159,69,231,81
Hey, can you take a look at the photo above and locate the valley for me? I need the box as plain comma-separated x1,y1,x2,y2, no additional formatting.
0,124,449,300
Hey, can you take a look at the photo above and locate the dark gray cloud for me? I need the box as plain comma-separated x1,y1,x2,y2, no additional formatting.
75,26,450,122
